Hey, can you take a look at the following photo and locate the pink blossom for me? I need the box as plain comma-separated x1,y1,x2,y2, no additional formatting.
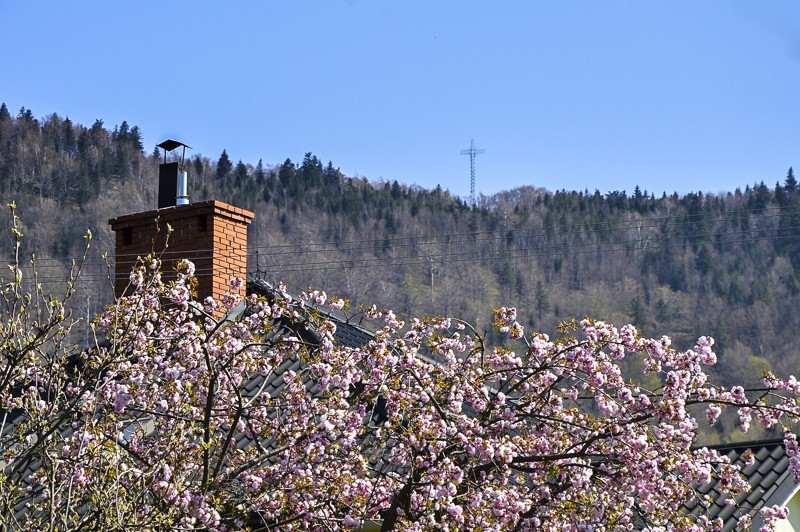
4,255,799,531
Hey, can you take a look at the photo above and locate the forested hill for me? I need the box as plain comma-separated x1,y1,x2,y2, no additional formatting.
3,104,800,434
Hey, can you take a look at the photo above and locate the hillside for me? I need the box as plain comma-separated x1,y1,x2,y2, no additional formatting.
2,104,800,442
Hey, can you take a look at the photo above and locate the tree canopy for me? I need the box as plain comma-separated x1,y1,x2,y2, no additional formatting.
1,206,799,530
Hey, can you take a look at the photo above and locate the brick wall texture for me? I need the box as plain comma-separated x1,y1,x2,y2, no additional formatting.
108,200,254,305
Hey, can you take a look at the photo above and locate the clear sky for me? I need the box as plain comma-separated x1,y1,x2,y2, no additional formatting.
3,1,800,199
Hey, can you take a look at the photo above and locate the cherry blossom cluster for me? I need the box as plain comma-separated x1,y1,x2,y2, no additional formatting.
3,252,800,530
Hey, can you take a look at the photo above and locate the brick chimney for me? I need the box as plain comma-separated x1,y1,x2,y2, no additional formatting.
108,200,254,304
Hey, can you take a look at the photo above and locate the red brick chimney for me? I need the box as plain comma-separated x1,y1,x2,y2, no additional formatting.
108,200,254,304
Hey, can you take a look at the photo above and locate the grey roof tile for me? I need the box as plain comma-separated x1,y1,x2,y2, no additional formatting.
756,454,777,475
691,438,794,530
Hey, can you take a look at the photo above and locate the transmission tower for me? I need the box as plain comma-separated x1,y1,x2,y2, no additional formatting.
461,139,485,207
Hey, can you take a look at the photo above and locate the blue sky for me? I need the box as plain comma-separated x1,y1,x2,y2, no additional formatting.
3,1,800,199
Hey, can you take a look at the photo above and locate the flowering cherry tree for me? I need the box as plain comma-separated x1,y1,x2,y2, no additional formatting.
2,209,800,530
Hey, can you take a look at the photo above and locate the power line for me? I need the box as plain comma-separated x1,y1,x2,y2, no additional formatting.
248,206,800,259
19,221,800,283
259,224,800,274
9,201,800,283
14,206,800,273
18,202,800,268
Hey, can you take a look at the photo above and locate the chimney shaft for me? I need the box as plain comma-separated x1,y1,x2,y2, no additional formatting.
109,200,254,307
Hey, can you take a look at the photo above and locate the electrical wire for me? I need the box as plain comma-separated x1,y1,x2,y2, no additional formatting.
19,200,800,267
15,220,800,283
16,202,800,270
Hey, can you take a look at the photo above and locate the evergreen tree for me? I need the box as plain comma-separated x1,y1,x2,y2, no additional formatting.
695,245,712,276
323,161,340,185
41,114,63,152
254,159,266,184
113,121,133,184
129,126,144,152
0,104,9,193
89,119,106,144
234,160,248,187
216,149,232,180
786,167,797,194
63,118,76,156
749,182,771,213
278,158,295,188
18,107,35,123
391,180,402,199
299,152,323,186
777,169,800,267
115,120,130,142
0,104,12,157
775,181,788,207
192,156,205,188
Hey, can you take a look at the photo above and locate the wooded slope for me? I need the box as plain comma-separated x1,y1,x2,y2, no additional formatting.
2,104,799,442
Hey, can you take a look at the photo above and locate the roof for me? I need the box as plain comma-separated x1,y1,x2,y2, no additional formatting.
235,278,379,444
686,438,797,530
247,278,375,349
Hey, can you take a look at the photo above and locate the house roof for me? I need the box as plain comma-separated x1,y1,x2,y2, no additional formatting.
247,278,375,349
686,438,797,530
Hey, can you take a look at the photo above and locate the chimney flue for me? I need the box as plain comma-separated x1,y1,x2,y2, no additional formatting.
156,139,192,208
177,169,189,205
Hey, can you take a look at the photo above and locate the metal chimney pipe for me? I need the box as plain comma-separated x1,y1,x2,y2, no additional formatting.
177,169,189,205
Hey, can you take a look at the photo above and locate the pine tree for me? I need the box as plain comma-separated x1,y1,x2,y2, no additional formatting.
234,160,248,187
323,161,340,186
216,149,232,181
115,120,130,142
775,181,787,206
278,158,295,188
300,152,323,186
18,107,35,123
0,104,9,193
191,155,206,189
89,119,106,144
63,118,76,156
0,103,11,155
129,126,144,152
254,159,266,184
114,121,132,184
749,182,771,213
786,167,797,194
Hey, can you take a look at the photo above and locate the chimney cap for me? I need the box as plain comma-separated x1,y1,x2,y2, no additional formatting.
157,139,192,152
157,139,192,166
